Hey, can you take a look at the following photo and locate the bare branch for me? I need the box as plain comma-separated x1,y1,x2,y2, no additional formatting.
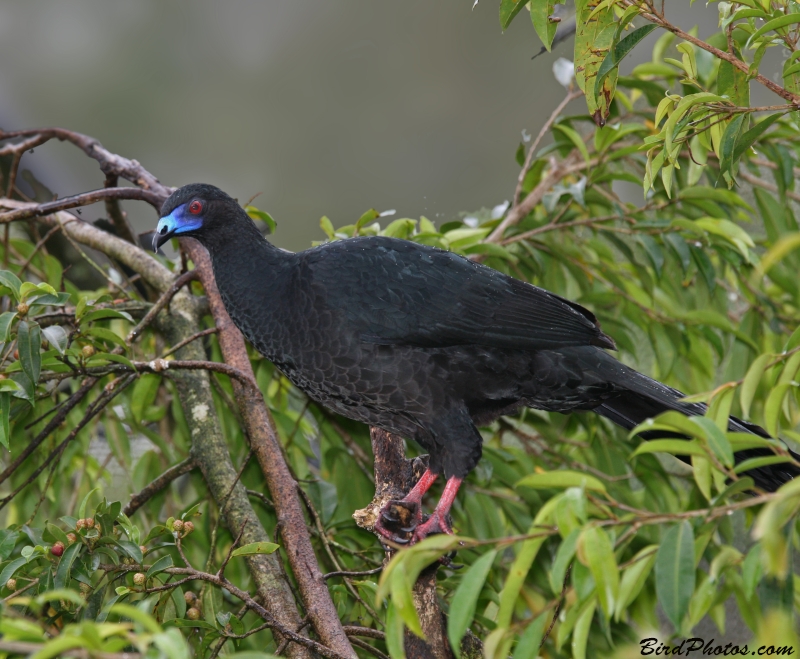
123,457,197,516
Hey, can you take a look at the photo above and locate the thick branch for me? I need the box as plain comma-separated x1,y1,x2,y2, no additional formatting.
156,290,312,659
0,128,172,203
0,188,163,223
181,238,357,659
0,200,173,291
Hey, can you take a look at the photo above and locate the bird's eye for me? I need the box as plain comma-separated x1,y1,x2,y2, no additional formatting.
188,200,203,215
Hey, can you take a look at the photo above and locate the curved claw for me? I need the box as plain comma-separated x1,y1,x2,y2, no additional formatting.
409,510,453,544
374,499,423,545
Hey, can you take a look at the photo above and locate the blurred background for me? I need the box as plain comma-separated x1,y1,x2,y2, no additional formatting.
0,0,726,251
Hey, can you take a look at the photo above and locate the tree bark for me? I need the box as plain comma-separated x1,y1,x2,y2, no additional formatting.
354,428,455,659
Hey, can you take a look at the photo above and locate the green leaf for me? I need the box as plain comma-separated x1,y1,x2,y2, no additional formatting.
571,597,597,659
169,618,218,630
41,326,68,355
0,557,28,586
109,603,163,634
746,12,800,49
83,326,126,346
689,416,734,468
512,613,547,659
45,523,69,546
0,270,22,299
615,545,658,620
0,312,16,342
631,439,706,458
574,0,617,125
594,24,659,99
500,0,530,30
385,600,406,659
130,374,161,425
764,383,794,437
718,114,746,182
53,541,82,589
146,555,174,578
717,47,749,107
549,528,579,595
245,205,277,234
517,470,606,492
16,321,41,385
577,527,618,618
552,124,590,164
733,112,782,163
319,216,335,240
230,542,280,557
78,487,100,519
447,550,496,657
496,506,555,628
530,0,558,50
741,353,773,419
0,393,9,449
757,231,800,276
742,544,763,600
655,521,695,629
79,309,134,324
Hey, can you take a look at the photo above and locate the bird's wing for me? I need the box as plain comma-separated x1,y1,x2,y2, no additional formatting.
302,237,615,351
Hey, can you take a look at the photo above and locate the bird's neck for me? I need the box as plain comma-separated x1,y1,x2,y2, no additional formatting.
203,226,294,350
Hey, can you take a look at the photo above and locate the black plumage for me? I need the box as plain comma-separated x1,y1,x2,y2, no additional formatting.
155,184,799,543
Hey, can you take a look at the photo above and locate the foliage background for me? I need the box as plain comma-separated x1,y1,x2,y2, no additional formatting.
1,1,800,658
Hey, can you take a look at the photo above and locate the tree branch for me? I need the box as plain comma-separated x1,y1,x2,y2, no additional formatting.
123,456,197,516
181,239,357,659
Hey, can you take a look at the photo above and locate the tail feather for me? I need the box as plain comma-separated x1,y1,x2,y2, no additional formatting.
594,369,800,493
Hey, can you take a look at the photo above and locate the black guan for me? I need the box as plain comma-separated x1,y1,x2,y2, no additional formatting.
154,184,799,544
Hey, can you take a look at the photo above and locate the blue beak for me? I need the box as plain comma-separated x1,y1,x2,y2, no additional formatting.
153,206,202,251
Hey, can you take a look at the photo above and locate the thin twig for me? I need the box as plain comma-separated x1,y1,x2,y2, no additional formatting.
123,457,197,516
514,89,582,207
127,270,198,344
0,187,163,224
540,563,571,652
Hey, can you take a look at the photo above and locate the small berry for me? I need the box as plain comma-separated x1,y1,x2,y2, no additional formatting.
133,573,146,586
76,519,86,530
79,582,91,593
84,518,95,529
139,545,147,555
81,345,95,358
66,533,77,544
186,607,200,620
6,578,17,591
16,303,28,317
0,374,6,380
51,542,65,557
172,519,184,532
182,521,194,536
13,349,19,360
184,591,197,605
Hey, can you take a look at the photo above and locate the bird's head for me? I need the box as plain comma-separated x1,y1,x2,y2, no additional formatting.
154,183,241,251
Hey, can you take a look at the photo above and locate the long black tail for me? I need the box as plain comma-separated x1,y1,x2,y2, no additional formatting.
594,367,800,492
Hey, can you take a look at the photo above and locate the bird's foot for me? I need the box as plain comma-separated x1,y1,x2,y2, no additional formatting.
409,509,453,545
374,499,423,545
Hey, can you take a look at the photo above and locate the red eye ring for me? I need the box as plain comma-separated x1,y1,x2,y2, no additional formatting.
188,200,203,215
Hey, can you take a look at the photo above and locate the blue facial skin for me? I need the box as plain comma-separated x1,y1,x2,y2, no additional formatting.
154,203,203,250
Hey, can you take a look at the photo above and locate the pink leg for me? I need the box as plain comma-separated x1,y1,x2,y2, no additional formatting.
410,476,462,544
374,470,439,544
401,469,439,504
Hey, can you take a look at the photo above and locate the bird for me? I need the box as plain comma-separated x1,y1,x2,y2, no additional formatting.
154,183,799,545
